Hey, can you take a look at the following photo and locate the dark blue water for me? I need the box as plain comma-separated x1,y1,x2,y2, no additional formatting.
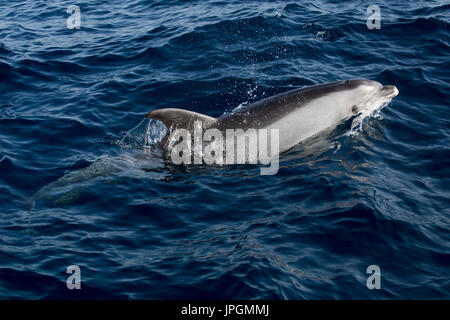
1,0,449,299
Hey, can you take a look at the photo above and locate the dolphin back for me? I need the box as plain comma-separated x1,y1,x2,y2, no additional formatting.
146,108,216,131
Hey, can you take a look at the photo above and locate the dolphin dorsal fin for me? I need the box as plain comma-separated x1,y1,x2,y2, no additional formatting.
145,108,216,131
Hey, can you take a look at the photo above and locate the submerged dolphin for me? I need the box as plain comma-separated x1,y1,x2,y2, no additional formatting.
146,79,398,154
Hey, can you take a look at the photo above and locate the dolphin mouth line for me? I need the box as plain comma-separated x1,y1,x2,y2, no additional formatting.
379,85,399,99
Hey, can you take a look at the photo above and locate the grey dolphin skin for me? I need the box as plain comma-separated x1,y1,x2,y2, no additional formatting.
146,79,399,154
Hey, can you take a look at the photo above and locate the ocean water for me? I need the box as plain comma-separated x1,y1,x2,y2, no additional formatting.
0,0,449,299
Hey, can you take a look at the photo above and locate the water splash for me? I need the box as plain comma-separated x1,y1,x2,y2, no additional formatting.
117,119,167,150
348,96,392,136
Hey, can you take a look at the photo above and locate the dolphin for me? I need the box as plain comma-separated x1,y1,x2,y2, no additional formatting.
146,79,398,154
25,80,398,208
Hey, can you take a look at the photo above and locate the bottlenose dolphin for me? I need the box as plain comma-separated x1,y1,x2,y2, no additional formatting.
26,80,398,208
146,79,398,154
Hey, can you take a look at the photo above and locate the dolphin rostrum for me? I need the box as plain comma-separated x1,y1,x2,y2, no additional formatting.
146,79,398,156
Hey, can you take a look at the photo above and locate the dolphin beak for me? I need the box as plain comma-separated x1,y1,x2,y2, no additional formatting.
380,85,399,99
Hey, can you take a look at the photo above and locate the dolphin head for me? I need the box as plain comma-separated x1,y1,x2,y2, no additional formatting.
339,79,399,114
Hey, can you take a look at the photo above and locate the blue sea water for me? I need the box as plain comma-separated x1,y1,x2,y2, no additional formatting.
0,0,449,299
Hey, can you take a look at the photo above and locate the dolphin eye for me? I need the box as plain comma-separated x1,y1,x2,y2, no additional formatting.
344,80,349,84
352,105,358,113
